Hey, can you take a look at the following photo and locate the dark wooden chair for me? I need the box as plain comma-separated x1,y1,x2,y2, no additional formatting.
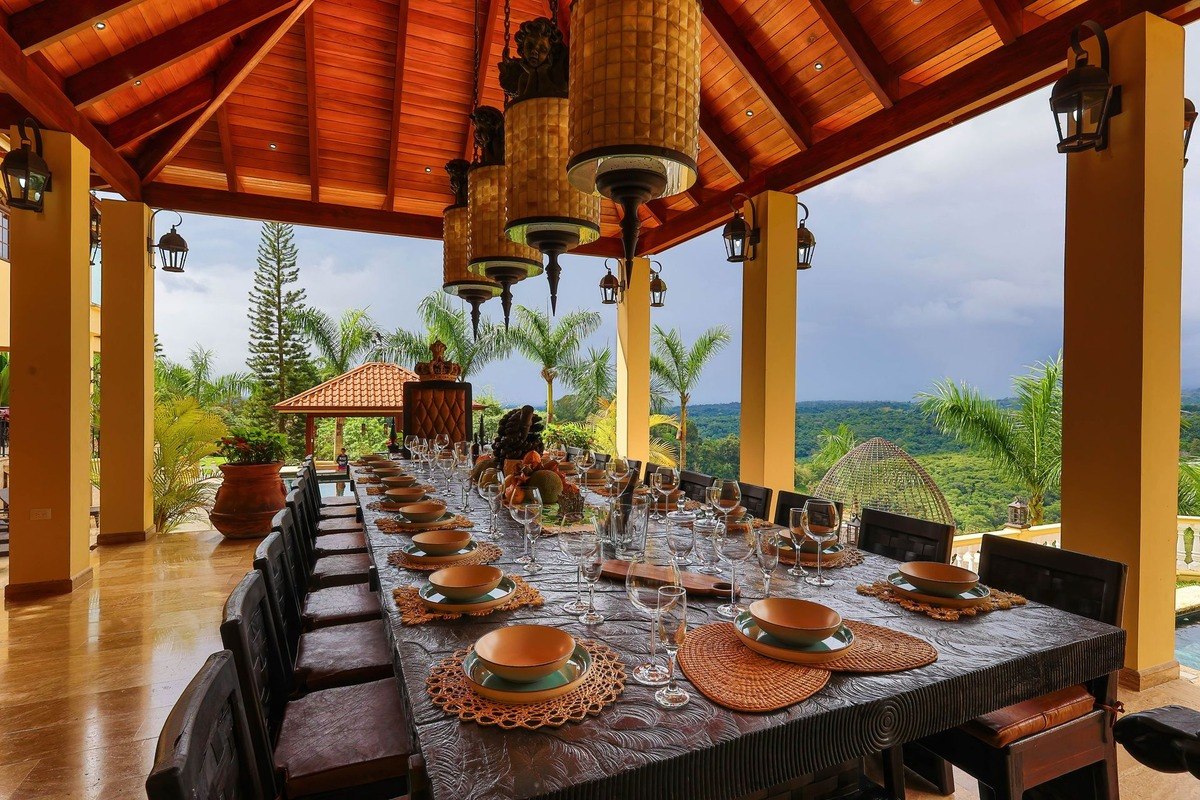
773,491,844,528
279,500,371,591
593,452,611,466
678,469,715,503
564,446,582,462
403,380,472,444
736,481,773,520
145,651,271,800
643,462,660,485
858,507,955,564
908,535,1127,800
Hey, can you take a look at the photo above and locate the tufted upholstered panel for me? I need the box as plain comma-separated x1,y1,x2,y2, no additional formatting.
403,380,472,443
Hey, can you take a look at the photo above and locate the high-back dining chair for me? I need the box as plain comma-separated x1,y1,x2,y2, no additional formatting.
858,507,955,564
643,463,660,485
678,470,715,503
403,380,472,444
773,491,844,528
736,481,773,520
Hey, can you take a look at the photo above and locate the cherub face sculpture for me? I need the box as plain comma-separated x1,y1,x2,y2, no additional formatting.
516,18,558,69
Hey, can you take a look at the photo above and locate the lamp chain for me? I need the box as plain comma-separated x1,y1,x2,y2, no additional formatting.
502,0,512,58
549,0,559,28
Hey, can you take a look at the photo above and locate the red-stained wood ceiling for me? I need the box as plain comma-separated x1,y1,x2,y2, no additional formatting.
0,0,1195,256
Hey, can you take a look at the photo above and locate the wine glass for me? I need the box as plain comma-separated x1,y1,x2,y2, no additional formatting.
715,523,753,619
479,480,501,540
705,484,721,520
403,434,418,461
520,493,544,575
693,518,723,575
433,433,450,454
580,528,605,625
453,441,472,463
803,498,840,587
507,487,535,564
714,479,742,527
435,452,455,493
657,467,679,514
756,530,781,599
625,536,682,686
786,507,809,578
654,585,689,709
649,471,665,522
559,532,591,613
666,521,694,565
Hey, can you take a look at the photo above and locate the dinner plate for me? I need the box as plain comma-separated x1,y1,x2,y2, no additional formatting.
389,511,456,528
461,643,592,704
377,497,430,512
734,611,856,664
887,572,991,609
778,534,843,555
401,539,479,565
419,575,517,612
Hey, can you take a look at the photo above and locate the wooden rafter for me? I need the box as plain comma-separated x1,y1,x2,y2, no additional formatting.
106,76,214,149
8,0,143,54
701,1,811,151
216,105,238,192
0,24,140,198
383,0,412,210
67,0,296,108
141,183,444,239
699,106,750,181
462,0,504,160
137,1,317,183
807,0,898,107
976,0,1045,45
303,7,320,202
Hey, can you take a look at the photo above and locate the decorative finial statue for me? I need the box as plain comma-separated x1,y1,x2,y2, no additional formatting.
500,17,568,103
470,106,505,166
446,158,470,206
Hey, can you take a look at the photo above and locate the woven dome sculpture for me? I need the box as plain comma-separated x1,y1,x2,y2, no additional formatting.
814,437,955,527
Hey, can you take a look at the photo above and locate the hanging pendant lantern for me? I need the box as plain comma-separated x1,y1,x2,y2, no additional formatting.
649,261,667,308
796,202,816,271
467,106,541,328
599,260,620,305
443,159,501,339
567,0,701,288
502,16,600,315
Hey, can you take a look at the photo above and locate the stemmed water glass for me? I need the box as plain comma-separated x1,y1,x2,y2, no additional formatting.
579,528,605,625
666,521,694,566
403,434,419,462
433,433,450,455
625,536,682,685
559,532,592,614
716,523,753,619
693,518,723,575
509,487,543,574
803,498,840,587
756,530,781,598
712,479,742,527
479,479,502,540
453,441,471,462
435,452,455,493
654,585,689,709
453,454,473,512
786,507,809,578
649,471,666,522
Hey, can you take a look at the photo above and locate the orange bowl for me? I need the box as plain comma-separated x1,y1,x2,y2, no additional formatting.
898,561,979,597
384,486,426,503
428,564,502,601
413,529,472,556
398,500,447,523
381,474,418,488
749,598,842,646
359,454,388,462
473,625,575,683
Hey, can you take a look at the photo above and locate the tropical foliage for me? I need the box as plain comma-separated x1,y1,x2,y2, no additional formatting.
153,398,227,534
375,293,510,379
156,346,252,408
794,424,859,491
649,324,731,469
217,427,288,465
587,398,680,467
506,306,602,423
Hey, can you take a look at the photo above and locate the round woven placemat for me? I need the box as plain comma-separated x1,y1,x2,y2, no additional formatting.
427,640,625,729
822,620,938,673
780,546,865,569
391,574,543,625
373,513,474,534
677,623,830,712
856,580,1027,621
386,542,502,571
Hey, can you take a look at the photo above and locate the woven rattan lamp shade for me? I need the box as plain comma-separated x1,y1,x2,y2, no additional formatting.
443,204,500,299
566,0,701,198
468,164,541,278
814,438,955,526
506,96,600,247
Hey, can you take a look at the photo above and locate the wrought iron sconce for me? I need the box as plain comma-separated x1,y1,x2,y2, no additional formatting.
148,209,189,273
599,259,620,305
649,260,667,307
1185,98,1196,167
796,202,816,270
722,192,759,263
1,117,52,212
1050,21,1121,154
89,193,101,266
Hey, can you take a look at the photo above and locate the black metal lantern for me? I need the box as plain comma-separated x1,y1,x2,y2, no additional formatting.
1185,98,1196,167
1050,21,1121,154
722,193,759,263
599,260,620,305
649,261,667,307
2,118,52,212
89,193,101,266
796,202,816,270
148,209,189,273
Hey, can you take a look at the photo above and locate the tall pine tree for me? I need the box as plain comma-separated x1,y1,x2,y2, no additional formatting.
246,222,316,454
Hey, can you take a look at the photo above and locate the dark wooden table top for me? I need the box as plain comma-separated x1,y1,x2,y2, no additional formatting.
352,469,1125,800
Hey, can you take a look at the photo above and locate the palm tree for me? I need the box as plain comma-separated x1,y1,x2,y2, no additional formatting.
564,345,615,415
152,397,228,534
917,353,1063,524
796,424,859,491
648,324,731,469
154,346,252,407
375,293,510,380
297,307,379,452
1180,461,1200,516
507,305,602,423
587,398,680,467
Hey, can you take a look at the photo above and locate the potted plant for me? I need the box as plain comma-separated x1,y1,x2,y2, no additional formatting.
209,427,288,538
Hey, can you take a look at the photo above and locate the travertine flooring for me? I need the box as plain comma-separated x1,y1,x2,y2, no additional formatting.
0,529,1198,799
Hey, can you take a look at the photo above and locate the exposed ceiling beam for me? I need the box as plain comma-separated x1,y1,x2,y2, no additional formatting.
67,0,296,108
141,183,444,239
807,0,898,107
699,106,750,182
137,1,316,183
0,25,140,198
106,76,214,149
303,8,320,202
216,105,238,192
702,1,811,151
384,0,412,210
462,0,503,160
8,0,143,54
976,0,1045,45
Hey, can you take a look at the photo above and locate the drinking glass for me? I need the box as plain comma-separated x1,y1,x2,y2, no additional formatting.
403,434,419,460
625,536,682,685
453,441,471,462
802,498,840,587
479,480,501,540
716,523,753,619
714,479,742,527
455,460,473,511
786,507,809,578
520,494,544,575
693,519,723,575
657,467,679,513
705,484,721,520
433,433,450,454
756,530,781,599
435,452,455,493
666,521,694,565
654,585,689,709
559,532,591,613
649,471,665,522
615,495,650,558
580,529,605,625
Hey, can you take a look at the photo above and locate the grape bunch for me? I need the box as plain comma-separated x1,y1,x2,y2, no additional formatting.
491,405,545,463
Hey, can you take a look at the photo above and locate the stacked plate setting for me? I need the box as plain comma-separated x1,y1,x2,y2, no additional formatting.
419,565,516,612
734,598,857,664
461,625,593,704
888,562,990,608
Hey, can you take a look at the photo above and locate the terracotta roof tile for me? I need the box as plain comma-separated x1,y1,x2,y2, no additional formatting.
273,362,421,415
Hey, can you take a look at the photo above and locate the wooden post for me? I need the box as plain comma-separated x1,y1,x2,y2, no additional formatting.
305,414,315,458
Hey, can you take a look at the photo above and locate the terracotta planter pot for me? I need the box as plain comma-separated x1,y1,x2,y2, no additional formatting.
210,462,287,539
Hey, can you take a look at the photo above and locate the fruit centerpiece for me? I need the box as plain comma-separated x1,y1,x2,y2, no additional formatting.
469,405,585,516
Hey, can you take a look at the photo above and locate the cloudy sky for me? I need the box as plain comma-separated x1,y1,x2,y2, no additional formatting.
146,45,1200,407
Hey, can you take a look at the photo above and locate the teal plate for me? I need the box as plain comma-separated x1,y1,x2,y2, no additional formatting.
779,536,843,556
419,575,517,612
887,572,991,607
401,539,478,560
735,611,855,654
395,511,456,525
462,643,592,704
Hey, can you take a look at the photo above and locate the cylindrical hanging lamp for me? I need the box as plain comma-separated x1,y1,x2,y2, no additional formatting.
442,159,500,339
502,17,600,314
567,0,701,288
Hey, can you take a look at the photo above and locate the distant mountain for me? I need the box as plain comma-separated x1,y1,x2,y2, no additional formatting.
1184,387,1200,407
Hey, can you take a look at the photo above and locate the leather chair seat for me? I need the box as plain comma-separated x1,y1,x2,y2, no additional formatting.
316,518,365,535
275,677,411,797
319,505,360,520
311,553,372,589
303,584,381,629
313,531,368,557
295,620,394,691
321,495,358,507
963,685,1095,748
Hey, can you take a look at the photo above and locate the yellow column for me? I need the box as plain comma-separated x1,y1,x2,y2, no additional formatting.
739,190,798,499
5,128,94,599
98,200,154,544
616,256,650,464
1060,12,1182,688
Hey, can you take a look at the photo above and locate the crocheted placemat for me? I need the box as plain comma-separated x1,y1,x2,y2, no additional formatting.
427,639,625,729
386,542,503,571
392,575,543,625
856,580,1027,621
823,621,938,673
373,513,474,534
780,546,865,569
356,475,381,484
678,623,830,712
365,484,437,498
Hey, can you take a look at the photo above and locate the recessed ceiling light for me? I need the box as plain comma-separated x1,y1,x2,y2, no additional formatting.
814,61,825,71
134,80,142,86
424,166,432,173
268,142,278,150
745,109,754,117
94,21,107,30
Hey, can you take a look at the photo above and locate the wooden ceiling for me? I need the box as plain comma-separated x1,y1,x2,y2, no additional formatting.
0,0,1195,256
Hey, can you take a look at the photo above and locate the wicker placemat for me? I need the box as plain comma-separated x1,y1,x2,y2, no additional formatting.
426,639,625,729
677,623,830,712
856,580,1028,620
392,575,543,624
356,475,381,484
373,514,474,534
780,547,865,569
365,484,436,497
822,621,938,673
386,542,502,572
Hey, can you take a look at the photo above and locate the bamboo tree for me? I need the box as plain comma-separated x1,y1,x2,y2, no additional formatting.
506,305,601,423
649,324,731,470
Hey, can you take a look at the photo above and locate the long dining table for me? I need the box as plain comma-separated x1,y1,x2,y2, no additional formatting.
348,464,1125,800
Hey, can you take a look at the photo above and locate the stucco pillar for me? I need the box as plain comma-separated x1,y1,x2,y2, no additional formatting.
616,256,650,464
